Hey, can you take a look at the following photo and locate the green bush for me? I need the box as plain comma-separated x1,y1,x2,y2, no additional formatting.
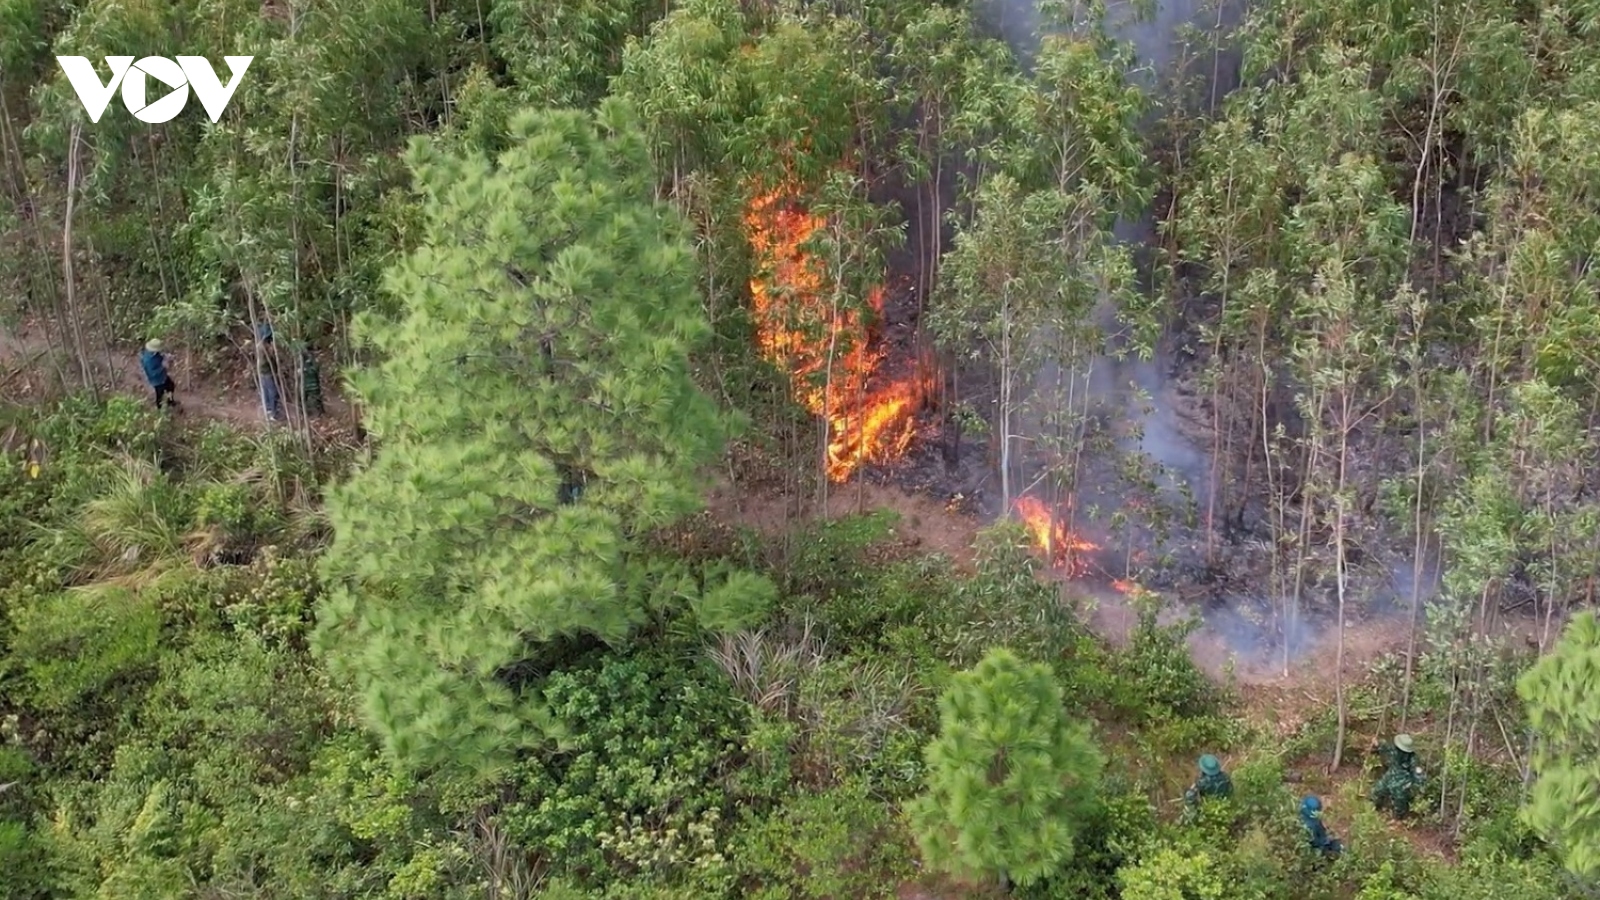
0,819,54,900
1115,595,1221,723
728,779,912,900
1117,845,1230,900
1022,778,1157,900
792,655,929,797
7,588,163,712
221,547,319,649
778,512,898,605
501,653,747,890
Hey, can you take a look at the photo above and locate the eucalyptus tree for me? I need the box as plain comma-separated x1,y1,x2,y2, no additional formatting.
933,29,1145,515
1017,32,1148,515
20,0,199,388
1272,50,1410,761
888,5,985,307
612,0,750,202
182,0,438,435
313,103,732,778
1169,108,1286,556
930,174,1069,511
0,0,61,370
489,0,664,110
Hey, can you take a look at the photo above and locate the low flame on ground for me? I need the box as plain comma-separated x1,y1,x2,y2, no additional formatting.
1013,496,1098,576
744,188,921,482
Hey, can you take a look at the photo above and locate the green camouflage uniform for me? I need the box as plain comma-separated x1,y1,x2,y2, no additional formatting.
299,349,324,415
1184,756,1234,807
1371,739,1425,818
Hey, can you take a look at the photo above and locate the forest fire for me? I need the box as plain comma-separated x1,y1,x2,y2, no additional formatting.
1013,496,1098,575
744,188,922,481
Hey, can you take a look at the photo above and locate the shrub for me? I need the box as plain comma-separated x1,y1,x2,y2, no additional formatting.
500,653,746,890
1117,845,1230,900
728,779,912,900
793,654,928,796
7,588,163,713
1115,592,1221,723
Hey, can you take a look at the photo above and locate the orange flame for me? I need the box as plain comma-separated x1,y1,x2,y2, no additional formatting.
744,187,921,481
1013,496,1098,575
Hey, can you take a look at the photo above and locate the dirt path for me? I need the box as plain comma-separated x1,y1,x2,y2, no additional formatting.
0,321,353,432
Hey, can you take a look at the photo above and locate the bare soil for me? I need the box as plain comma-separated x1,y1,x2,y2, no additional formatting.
0,320,359,437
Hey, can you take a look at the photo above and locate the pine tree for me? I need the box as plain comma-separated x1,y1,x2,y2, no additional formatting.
910,647,1103,890
1519,611,1600,879
312,102,728,778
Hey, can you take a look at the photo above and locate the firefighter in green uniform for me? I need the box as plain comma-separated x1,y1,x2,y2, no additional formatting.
296,342,324,415
1371,733,1425,819
1184,755,1234,808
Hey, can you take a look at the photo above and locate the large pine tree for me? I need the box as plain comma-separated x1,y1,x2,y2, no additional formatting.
1520,611,1600,878
313,102,727,777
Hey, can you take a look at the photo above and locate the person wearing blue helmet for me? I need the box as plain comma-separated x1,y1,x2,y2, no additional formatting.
1300,795,1343,857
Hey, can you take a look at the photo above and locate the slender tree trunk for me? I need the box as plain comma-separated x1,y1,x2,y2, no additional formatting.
62,125,95,393
818,240,843,506
1331,393,1352,770
1290,436,1315,677
1400,359,1427,729
0,85,69,387
999,286,1012,510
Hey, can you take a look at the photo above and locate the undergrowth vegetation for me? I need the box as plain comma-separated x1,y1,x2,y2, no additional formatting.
0,397,1562,899
3,0,1598,894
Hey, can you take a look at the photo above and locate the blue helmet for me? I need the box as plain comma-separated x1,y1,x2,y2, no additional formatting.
1199,754,1222,776
1301,795,1322,816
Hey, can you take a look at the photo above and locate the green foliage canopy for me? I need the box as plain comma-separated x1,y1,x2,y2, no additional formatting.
910,647,1104,888
313,101,728,778
1519,611,1600,879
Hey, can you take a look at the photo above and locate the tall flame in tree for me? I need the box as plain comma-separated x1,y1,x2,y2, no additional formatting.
1013,496,1098,575
744,187,921,481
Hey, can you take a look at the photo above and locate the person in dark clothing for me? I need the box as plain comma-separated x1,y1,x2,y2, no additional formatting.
1184,755,1234,808
252,322,286,422
557,462,586,505
259,358,285,422
140,339,176,408
1300,796,1343,858
296,343,324,415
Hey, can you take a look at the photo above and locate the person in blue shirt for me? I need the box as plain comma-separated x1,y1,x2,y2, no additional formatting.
140,339,176,408
254,326,285,423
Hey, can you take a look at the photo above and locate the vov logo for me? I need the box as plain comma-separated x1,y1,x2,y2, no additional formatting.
56,56,253,124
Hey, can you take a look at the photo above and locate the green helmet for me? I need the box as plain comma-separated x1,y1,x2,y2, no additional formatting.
1394,734,1414,753
1199,754,1222,776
